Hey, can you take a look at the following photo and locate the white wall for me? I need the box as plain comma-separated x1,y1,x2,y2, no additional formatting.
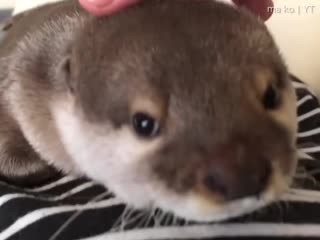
266,0,320,96
0,1,14,9
13,0,61,14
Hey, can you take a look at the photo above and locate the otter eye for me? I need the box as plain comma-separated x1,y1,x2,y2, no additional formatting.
263,85,280,110
132,113,160,138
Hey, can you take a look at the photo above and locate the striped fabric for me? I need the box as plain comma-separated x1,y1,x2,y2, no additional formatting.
0,77,319,240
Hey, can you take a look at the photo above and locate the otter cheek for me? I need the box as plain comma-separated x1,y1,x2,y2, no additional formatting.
269,85,298,178
270,86,298,141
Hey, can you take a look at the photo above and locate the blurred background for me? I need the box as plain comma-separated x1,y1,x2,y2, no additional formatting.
267,0,320,97
1,0,320,96
0,2,12,21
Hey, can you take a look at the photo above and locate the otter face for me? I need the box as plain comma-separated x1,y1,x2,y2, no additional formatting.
52,0,297,221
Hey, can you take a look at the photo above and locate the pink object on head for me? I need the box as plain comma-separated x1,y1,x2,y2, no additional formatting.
79,0,141,16
79,0,273,20
232,0,274,21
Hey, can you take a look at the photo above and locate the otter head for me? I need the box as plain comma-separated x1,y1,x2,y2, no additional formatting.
53,0,297,221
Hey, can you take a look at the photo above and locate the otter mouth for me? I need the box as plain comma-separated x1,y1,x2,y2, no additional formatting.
147,157,297,222
152,183,290,222
164,195,271,223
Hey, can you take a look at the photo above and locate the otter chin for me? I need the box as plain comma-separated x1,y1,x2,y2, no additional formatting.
0,0,297,221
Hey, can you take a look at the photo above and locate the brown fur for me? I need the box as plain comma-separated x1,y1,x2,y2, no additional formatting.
0,0,297,207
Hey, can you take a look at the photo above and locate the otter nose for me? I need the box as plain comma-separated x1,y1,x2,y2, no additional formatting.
203,158,272,201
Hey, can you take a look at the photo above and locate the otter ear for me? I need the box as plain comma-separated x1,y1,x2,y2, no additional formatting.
58,56,75,94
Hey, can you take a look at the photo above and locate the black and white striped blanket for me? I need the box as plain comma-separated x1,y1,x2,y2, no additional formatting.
0,77,320,240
